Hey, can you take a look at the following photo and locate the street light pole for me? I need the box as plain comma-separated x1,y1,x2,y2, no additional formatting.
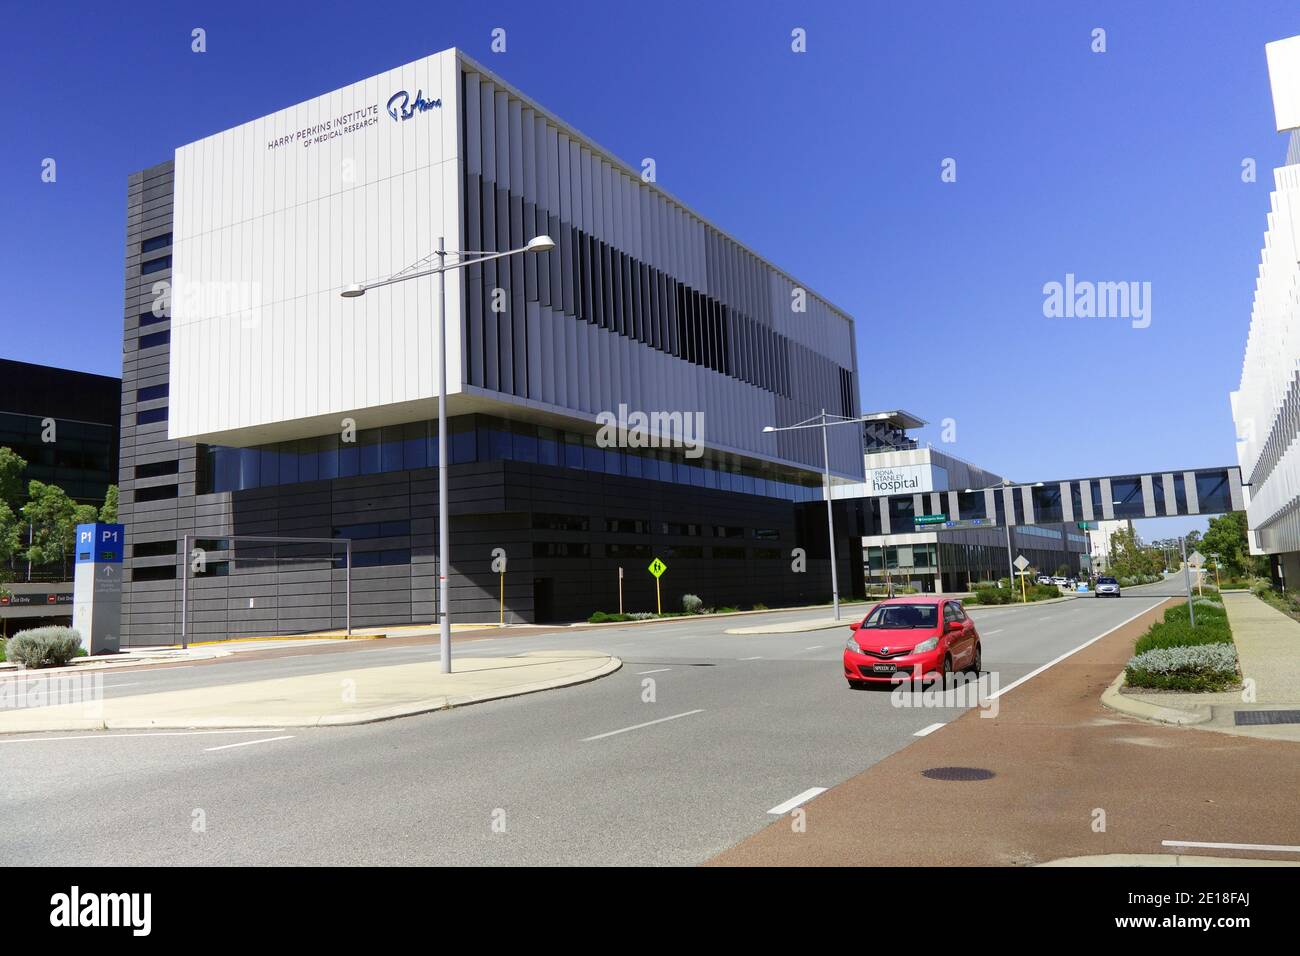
819,409,840,621
343,234,554,673
436,237,450,673
761,410,880,621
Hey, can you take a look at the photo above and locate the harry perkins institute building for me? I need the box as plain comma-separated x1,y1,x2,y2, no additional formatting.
118,49,864,644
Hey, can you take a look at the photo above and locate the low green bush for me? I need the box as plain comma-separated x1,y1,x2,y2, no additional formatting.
973,587,1013,605
1133,601,1232,655
627,611,656,621
587,611,632,624
5,626,83,668
1126,643,1238,691
751,603,768,611
681,593,703,614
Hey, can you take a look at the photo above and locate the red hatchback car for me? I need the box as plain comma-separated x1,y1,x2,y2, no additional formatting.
843,596,981,688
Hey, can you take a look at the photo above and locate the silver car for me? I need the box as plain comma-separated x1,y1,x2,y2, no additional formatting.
1095,576,1121,597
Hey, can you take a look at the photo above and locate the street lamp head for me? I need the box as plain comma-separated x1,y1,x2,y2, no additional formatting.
340,284,366,298
525,235,556,253
762,425,775,433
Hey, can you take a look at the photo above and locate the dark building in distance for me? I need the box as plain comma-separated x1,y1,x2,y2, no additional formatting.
0,358,120,504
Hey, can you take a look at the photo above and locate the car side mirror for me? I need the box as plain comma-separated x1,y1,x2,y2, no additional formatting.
946,620,963,632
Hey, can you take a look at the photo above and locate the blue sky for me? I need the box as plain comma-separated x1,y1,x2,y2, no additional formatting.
2,0,1296,535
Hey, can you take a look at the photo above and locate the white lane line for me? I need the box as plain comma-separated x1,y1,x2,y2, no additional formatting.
582,709,704,742
204,735,296,752
0,728,289,744
914,722,947,737
1162,839,1300,853
636,668,671,675
987,599,1170,702
983,629,1004,635
767,787,827,815
739,656,764,661
802,645,825,651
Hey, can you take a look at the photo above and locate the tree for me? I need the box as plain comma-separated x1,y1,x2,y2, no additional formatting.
0,447,26,511
1107,525,1163,578
99,484,119,523
21,481,96,577
1200,511,1266,579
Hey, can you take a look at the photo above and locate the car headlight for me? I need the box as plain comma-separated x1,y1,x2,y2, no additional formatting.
845,636,861,653
912,636,939,654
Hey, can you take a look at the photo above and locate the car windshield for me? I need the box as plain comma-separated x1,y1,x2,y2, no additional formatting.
1098,577,1118,584
860,603,939,629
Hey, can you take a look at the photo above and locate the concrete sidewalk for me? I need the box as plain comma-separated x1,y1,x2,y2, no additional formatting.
1103,591,1300,739
0,650,621,733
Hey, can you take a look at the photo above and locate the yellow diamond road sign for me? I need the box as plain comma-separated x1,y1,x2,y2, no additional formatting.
648,558,667,578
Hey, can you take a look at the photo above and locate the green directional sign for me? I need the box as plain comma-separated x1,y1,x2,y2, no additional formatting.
648,557,667,578
913,514,948,526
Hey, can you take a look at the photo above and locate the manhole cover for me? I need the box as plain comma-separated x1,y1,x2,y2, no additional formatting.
921,766,995,781
1234,710,1300,726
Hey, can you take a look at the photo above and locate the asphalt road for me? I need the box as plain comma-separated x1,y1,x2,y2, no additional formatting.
0,581,1182,865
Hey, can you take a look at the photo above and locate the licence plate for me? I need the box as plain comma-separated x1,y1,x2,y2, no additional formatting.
872,664,896,673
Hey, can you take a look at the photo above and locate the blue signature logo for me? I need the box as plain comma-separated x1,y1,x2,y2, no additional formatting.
386,90,442,121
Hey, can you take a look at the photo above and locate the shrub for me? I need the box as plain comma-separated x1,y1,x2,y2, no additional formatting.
681,593,703,614
1252,580,1274,597
1133,601,1232,656
974,587,1012,605
1126,643,1238,691
6,626,84,668
751,603,768,611
627,611,657,621
588,611,633,623
716,606,739,614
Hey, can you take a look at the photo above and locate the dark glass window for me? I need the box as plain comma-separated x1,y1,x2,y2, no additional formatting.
141,255,171,274
132,565,177,581
351,549,411,567
138,330,170,350
136,383,169,402
533,513,590,532
605,518,649,534
132,540,176,558
135,459,179,479
1109,477,1144,518
138,310,167,327
140,234,172,254
606,543,651,559
136,407,167,426
532,542,591,559
661,521,701,536
135,484,178,502
1195,471,1232,513
713,546,746,559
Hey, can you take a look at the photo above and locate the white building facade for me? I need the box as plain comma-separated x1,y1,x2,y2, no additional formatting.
1232,34,1300,585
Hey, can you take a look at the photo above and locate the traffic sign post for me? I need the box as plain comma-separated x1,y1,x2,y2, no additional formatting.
648,557,667,615
1182,539,1197,626
618,566,624,616
72,523,124,655
1188,549,1206,599
1014,555,1030,604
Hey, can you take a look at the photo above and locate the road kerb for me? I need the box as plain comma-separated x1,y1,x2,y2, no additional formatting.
1039,854,1300,867
1100,671,1211,726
